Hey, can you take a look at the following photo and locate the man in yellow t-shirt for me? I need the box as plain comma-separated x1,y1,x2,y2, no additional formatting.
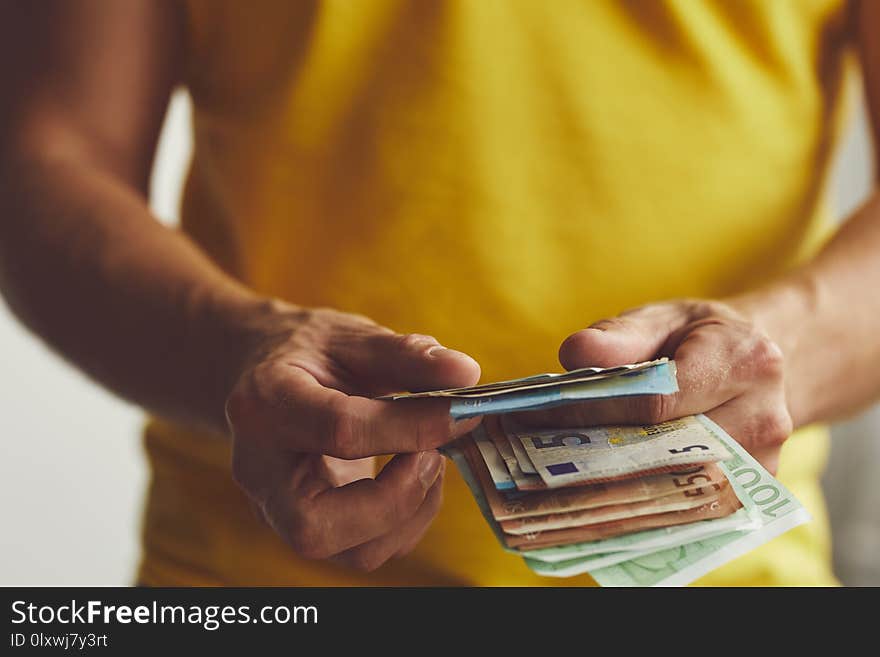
1,1,878,586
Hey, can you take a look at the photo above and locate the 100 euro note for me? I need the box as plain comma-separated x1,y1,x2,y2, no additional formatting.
586,415,811,586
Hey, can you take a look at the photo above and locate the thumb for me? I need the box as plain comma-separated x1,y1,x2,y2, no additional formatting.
349,331,481,394
559,305,689,370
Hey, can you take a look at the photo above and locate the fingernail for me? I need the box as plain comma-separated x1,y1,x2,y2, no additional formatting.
427,345,471,361
418,451,443,489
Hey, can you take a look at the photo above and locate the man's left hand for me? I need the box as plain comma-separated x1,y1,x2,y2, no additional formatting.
524,300,793,473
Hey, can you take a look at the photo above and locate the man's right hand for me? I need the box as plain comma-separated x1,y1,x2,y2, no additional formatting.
224,302,481,572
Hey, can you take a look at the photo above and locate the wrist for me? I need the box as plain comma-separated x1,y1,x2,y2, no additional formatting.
229,296,308,370
727,275,817,354
725,272,822,427
190,286,305,433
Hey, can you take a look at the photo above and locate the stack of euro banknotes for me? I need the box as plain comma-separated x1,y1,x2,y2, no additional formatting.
385,359,810,586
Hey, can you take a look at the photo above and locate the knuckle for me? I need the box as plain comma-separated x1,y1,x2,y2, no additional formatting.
264,359,297,403
590,316,631,332
413,419,429,452
224,379,255,431
287,505,331,560
641,394,675,424
760,410,793,446
249,358,297,412
384,474,429,524
335,308,378,328
739,410,792,449
395,332,438,353
395,482,425,522
230,451,249,491
348,550,384,573
289,535,329,561
326,401,362,459
695,300,728,318
745,333,785,379
308,306,339,324
395,542,418,559
414,417,445,451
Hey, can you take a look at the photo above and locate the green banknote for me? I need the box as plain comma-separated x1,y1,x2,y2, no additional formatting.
520,509,754,563
524,548,666,575
588,415,810,586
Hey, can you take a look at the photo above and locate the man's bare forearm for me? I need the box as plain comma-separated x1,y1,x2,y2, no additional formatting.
732,189,880,428
0,1,268,434
0,150,274,434
731,1,880,430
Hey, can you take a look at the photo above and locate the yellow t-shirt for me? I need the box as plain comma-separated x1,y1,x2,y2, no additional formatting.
138,0,853,586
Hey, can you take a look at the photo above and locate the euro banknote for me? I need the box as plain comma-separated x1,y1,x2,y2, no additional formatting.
380,358,678,419
506,414,732,486
464,427,728,525
499,485,724,535
381,358,670,400
449,361,677,419
473,421,727,507
447,436,755,562
503,484,741,550
445,414,808,585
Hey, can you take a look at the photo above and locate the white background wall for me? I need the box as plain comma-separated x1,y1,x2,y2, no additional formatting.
0,87,877,585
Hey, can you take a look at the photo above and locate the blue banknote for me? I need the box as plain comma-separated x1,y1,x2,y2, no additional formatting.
449,361,678,419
